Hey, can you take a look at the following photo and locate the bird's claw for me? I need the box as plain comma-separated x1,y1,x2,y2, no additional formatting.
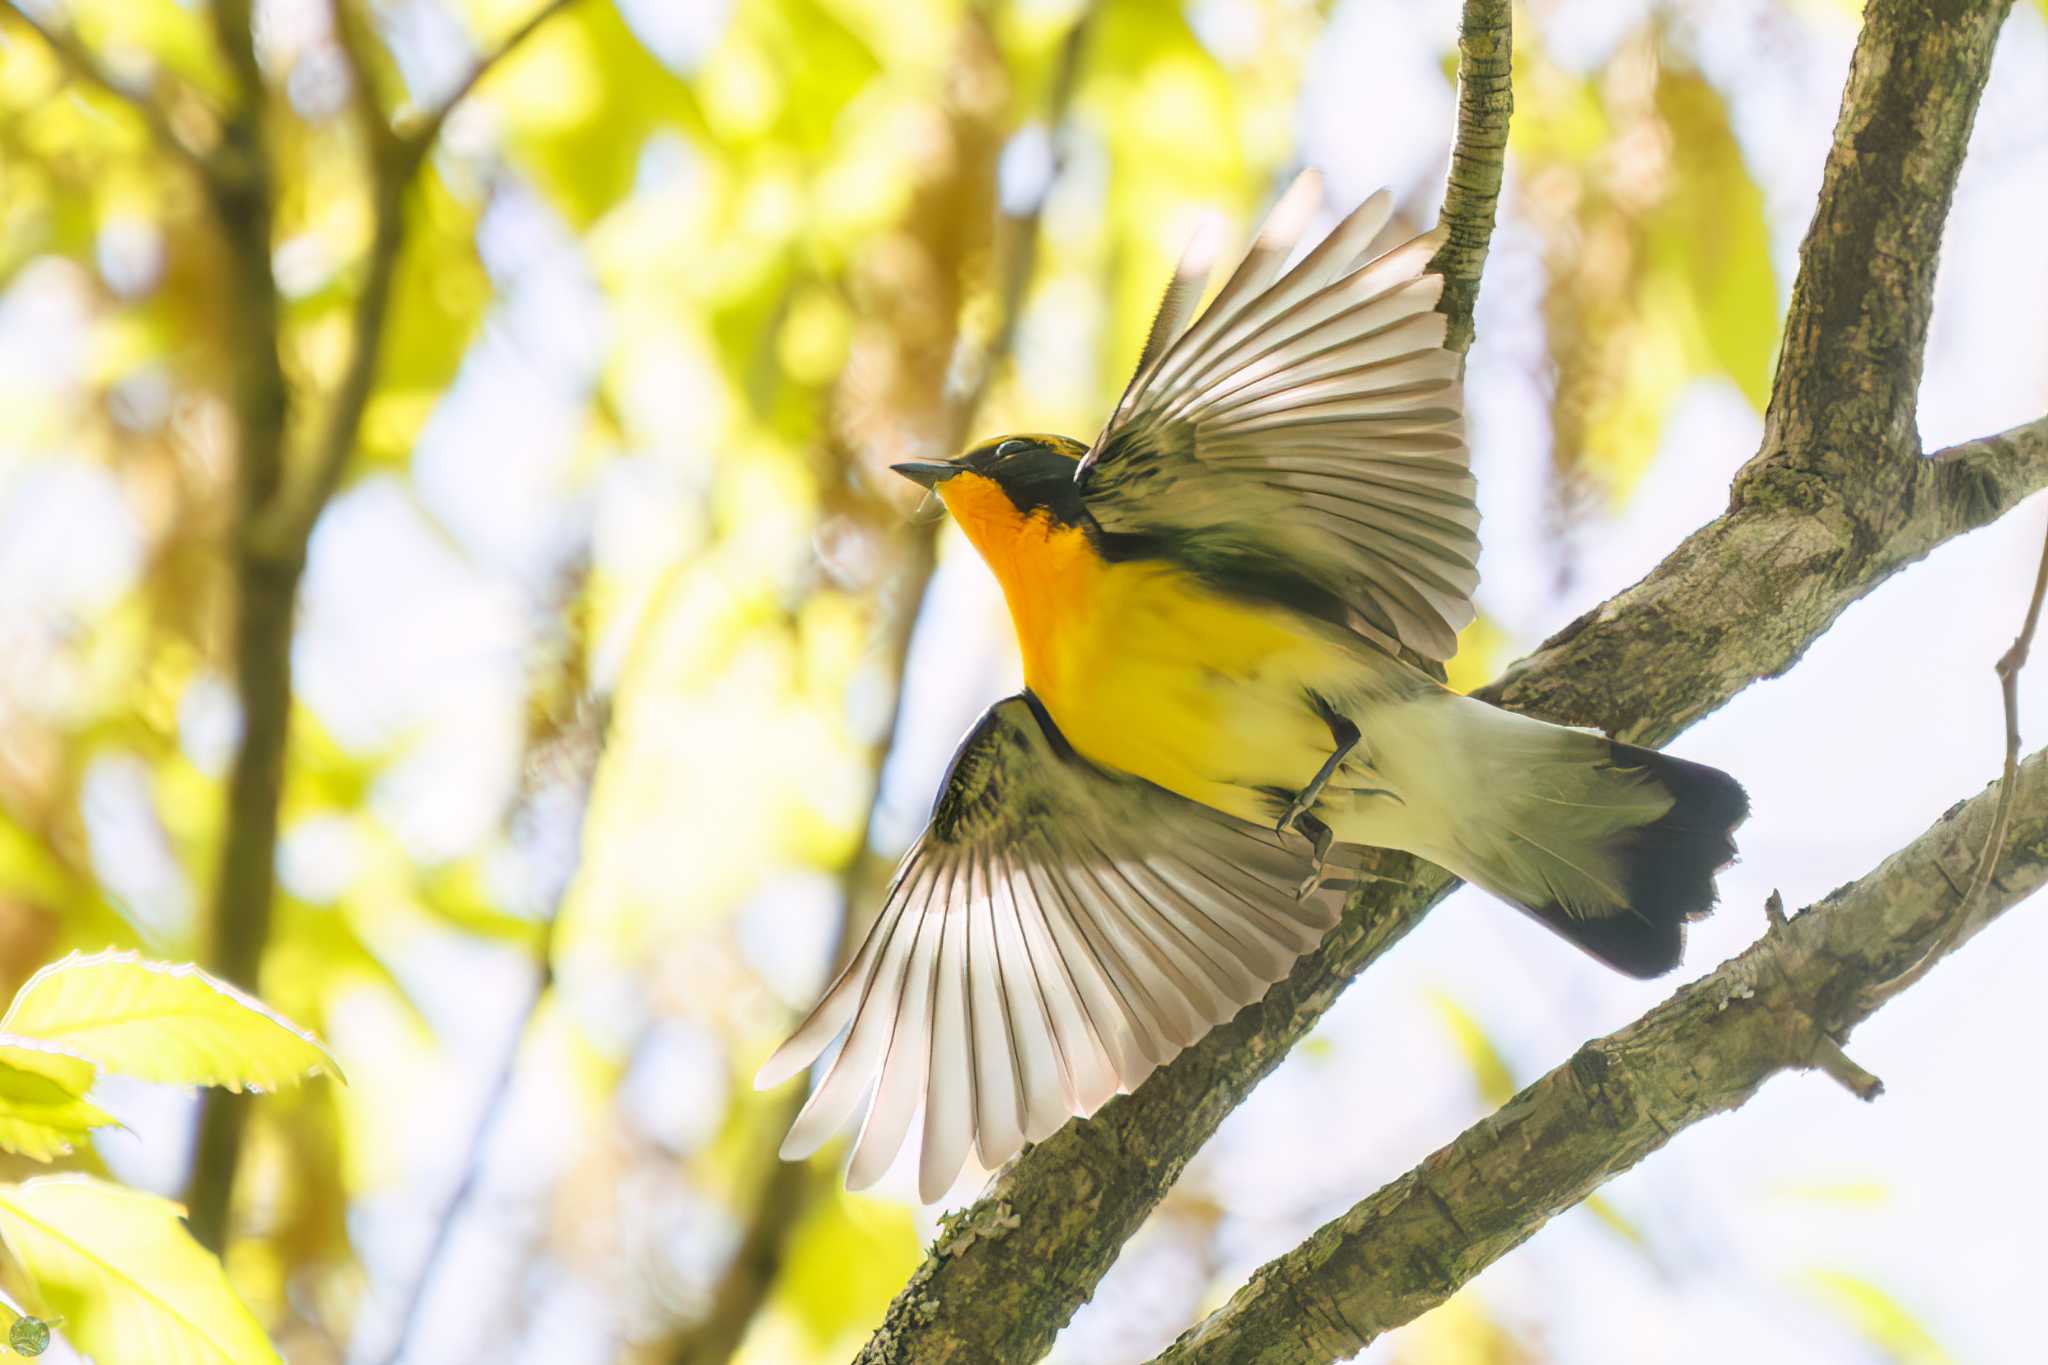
1286,808,1335,902
1274,795,1311,836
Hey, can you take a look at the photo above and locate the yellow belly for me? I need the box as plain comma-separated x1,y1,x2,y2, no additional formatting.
1022,558,1353,824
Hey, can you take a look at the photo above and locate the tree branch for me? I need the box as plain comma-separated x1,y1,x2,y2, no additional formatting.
254,0,586,556
184,0,296,1256
1429,0,1510,355
856,2,2022,1359
188,0,591,1248
1157,748,2048,1364
392,0,584,171
1858,503,2048,1008
0,1,213,177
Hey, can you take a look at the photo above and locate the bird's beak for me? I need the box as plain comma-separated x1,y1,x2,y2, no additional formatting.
891,461,958,490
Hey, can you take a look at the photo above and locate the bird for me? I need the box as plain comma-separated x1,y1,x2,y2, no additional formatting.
756,169,1748,1203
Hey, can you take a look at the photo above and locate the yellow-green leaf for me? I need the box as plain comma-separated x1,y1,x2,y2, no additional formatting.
0,1176,280,1364
1,952,341,1093
1648,67,1779,411
0,1037,97,1100
0,1060,115,1163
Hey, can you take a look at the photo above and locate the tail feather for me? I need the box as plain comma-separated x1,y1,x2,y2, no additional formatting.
1339,694,1749,978
1519,742,1749,976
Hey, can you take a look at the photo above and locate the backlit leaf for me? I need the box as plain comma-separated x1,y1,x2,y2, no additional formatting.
0,1176,279,1364
1,952,340,1092
1648,68,1779,410
0,1057,114,1163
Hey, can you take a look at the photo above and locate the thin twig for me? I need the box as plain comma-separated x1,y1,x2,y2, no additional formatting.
255,0,586,554
393,0,584,167
1759,891,1883,1099
0,0,213,177
1810,1036,1885,1101
1430,0,1512,355
373,932,561,1365
1865,514,2048,1006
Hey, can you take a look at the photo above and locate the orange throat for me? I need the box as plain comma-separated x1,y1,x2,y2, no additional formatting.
938,471,1100,694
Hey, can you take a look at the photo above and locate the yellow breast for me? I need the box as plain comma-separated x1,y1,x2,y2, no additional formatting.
939,471,1347,820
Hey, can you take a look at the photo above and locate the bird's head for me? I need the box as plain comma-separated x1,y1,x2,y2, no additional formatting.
892,435,1090,554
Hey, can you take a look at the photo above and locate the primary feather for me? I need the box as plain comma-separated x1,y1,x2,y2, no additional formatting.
755,696,1345,1203
1079,169,1478,660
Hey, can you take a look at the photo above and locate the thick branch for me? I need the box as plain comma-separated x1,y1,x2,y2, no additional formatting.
1483,411,2048,742
1158,749,2048,1364
857,3,2021,1359
188,0,590,1248
185,0,294,1256
1753,0,2013,481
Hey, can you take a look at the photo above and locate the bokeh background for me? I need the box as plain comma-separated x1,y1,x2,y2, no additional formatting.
3,0,2047,1360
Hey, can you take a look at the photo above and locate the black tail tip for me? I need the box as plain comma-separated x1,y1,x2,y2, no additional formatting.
1541,743,1750,979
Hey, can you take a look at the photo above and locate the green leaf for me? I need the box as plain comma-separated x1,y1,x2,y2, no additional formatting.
0,1176,280,1364
0,1037,97,1100
0,1061,115,1163
0,1036,110,1161
1,952,341,1092
1648,67,1779,410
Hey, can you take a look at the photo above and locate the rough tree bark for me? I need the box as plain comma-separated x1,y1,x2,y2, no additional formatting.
855,0,2030,1360
1158,748,2048,1363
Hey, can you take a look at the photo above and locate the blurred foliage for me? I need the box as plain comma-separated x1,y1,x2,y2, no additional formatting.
1802,1270,1955,1365
0,0,1930,1358
1513,18,1776,562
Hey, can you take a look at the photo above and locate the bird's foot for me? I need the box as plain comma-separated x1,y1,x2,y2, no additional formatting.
1290,809,1335,901
1275,793,1312,837
1276,704,1360,839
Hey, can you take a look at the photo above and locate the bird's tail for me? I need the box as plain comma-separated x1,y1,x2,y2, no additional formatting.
1342,691,1749,976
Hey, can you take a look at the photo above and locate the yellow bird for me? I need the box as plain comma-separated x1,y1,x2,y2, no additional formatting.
758,170,1747,1202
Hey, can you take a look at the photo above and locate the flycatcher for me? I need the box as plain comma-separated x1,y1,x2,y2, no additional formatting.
758,170,1748,1202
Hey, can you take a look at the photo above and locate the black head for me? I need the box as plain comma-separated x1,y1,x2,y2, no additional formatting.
892,434,1089,523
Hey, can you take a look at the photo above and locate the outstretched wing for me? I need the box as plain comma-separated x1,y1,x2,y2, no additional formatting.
755,694,1345,1203
1077,169,1478,660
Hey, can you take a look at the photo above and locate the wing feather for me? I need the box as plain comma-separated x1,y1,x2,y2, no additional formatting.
919,889,975,1201
1079,174,1478,661
965,855,1025,1169
847,867,947,1190
757,696,1341,1199
1007,863,1122,1129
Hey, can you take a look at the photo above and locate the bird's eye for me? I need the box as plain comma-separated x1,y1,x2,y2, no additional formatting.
994,438,1031,458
